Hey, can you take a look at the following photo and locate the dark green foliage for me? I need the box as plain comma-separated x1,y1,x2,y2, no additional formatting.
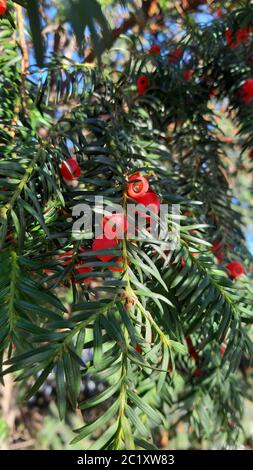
1,1,253,450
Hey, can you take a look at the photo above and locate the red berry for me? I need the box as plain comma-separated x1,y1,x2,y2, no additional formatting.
74,248,93,284
209,88,218,98
134,190,160,208
108,256,124,272
183,69,194,81
57,250,75,266
225,30,235,48
75,265,92,285
103,213,128,240
133,191,161,229
220,344,226,357
92,237,119,262
0,0,7,16
149,44,160,55
186,336,199,362
183,210,192,217
226,28,250,48
181,257,187,268
215,8,223,18
211,241,225,262
137,75,149,96
227,261,245,279
127,173,149,198
193,368,203,378
134,191,160,216
60,158,81,180
237,28,250,43
168,48,183,63
239,79,253,104
135,344,142,354
76,265,92,275
249,149,253,159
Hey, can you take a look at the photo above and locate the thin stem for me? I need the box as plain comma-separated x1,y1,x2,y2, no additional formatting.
136,297,172,350
15,4,29,115
0,148,44,220
8,252,19,332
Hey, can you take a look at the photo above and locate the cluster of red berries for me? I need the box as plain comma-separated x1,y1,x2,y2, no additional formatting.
136,45,185,96
223,27,253,105
57,171,161,281
137,37,253,108
93,173,160,269
42,249,90,284
54,239,122,286
0,0,7,16
218,29,253,104
138,30,253,102
148,44,183,63
57,248,93,285
212,241,245,279
59,158,123,276
92,218,124,273
60,163,245,282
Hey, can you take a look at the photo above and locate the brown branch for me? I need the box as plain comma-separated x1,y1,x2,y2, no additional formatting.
0,358,18,450
175,0,214,14
15,4,29,116
85,0,154,63
181,0,207,11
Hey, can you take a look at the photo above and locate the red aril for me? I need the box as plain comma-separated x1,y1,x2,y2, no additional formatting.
0,0,7,16
92,237,119,262
103,213,128,240
227,261,245,279
127,173,149,198
60,158,81,180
